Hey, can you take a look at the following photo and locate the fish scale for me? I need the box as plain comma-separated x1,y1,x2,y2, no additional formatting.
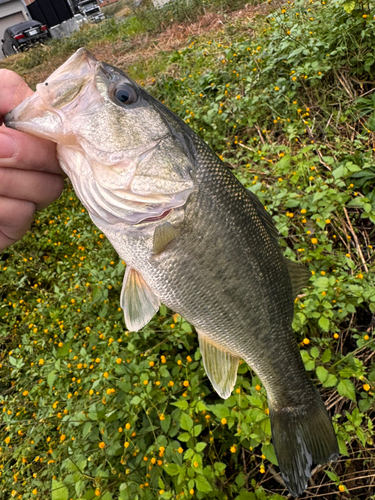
5,48,339,497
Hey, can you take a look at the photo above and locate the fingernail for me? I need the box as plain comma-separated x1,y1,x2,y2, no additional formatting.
0,133,16,158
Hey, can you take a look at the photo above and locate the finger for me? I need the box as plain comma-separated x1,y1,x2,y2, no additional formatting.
0,127,63,175
0,69,34,118
0,167,64,210
0,195,35,251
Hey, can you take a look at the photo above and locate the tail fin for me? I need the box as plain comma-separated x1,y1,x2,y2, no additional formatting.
269,391,339,497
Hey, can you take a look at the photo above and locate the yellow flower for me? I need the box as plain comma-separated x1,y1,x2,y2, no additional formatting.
230,445,237,453
183,381,189,387
103,372,109,378
321,271,326,276
116,358,122,364
124,441,130,448
333,333,339,339
161,355,166,363
274,87,279,91
221,418,227,425
99,442,105,449
143,456,148,461
5,436,10,444
186,356,192,362
60,435,66,442
168,381,174,387
363,384,370,391
149,361,154,367
95,489,101,497
311,238,318,244
255,384,261,391
193,461,199,467
160,414,165,421
364,335,369,341
178,447,183,453
303,338,310,345
338,485,345,492
32,489,38,495
159,490,165,494
39,359,44,365
22,391,28,396
143,380,148,385
119,427,123,432
125,423,131,429
190,489,194,495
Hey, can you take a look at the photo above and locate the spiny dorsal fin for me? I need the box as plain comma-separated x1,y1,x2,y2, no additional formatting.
284,257,311,298
153,221,179,255
246,189,279,243
120,267,160,331
197,330,240,399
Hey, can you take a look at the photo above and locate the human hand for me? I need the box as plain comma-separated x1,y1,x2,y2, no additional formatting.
0,69,64,252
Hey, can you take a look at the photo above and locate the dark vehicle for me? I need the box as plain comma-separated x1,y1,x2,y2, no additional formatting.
1,20,50,57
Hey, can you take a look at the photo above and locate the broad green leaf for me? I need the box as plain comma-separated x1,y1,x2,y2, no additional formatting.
180,412,193,432
163,463,181,476
318,316,330,332
178,432,191,442
262,443,278,465
160,414,171,433
172,400,189,410
316,366,328,383
310,347,319,359
196,442,207,452
58,342,71,358
323,374,338,388
321,348,331,363
130,396,141,405
343,0,355,12
325,470,339,482
52,479,69,500
195,475,213,493
47,370,57,390
337,379,356,402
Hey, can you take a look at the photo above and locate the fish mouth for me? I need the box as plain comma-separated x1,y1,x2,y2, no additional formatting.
134,209,172,225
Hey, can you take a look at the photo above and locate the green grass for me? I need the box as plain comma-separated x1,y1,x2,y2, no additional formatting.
1,0,375,499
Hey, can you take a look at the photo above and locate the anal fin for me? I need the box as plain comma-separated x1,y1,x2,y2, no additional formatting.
153,222,178,254
121,267,160,331
197,330,240,399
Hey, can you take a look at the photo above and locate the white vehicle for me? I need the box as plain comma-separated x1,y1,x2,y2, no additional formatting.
77,0,104,23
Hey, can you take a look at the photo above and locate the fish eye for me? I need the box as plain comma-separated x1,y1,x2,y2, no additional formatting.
113,85,138,106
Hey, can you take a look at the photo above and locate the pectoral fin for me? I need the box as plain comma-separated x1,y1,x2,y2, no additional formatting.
121,267,160,331
284,257,311,298
197,331,240,399
153,222,178,254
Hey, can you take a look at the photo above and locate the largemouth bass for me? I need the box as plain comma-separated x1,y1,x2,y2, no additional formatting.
5,48,338,496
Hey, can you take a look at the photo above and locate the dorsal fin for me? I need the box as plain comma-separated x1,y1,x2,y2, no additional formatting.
153,221,179,254
120,267,160,331
197,330,240,399
246,189,279,243
284,257,311,298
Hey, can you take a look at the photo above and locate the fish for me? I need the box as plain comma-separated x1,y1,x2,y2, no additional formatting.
5,48,339,496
